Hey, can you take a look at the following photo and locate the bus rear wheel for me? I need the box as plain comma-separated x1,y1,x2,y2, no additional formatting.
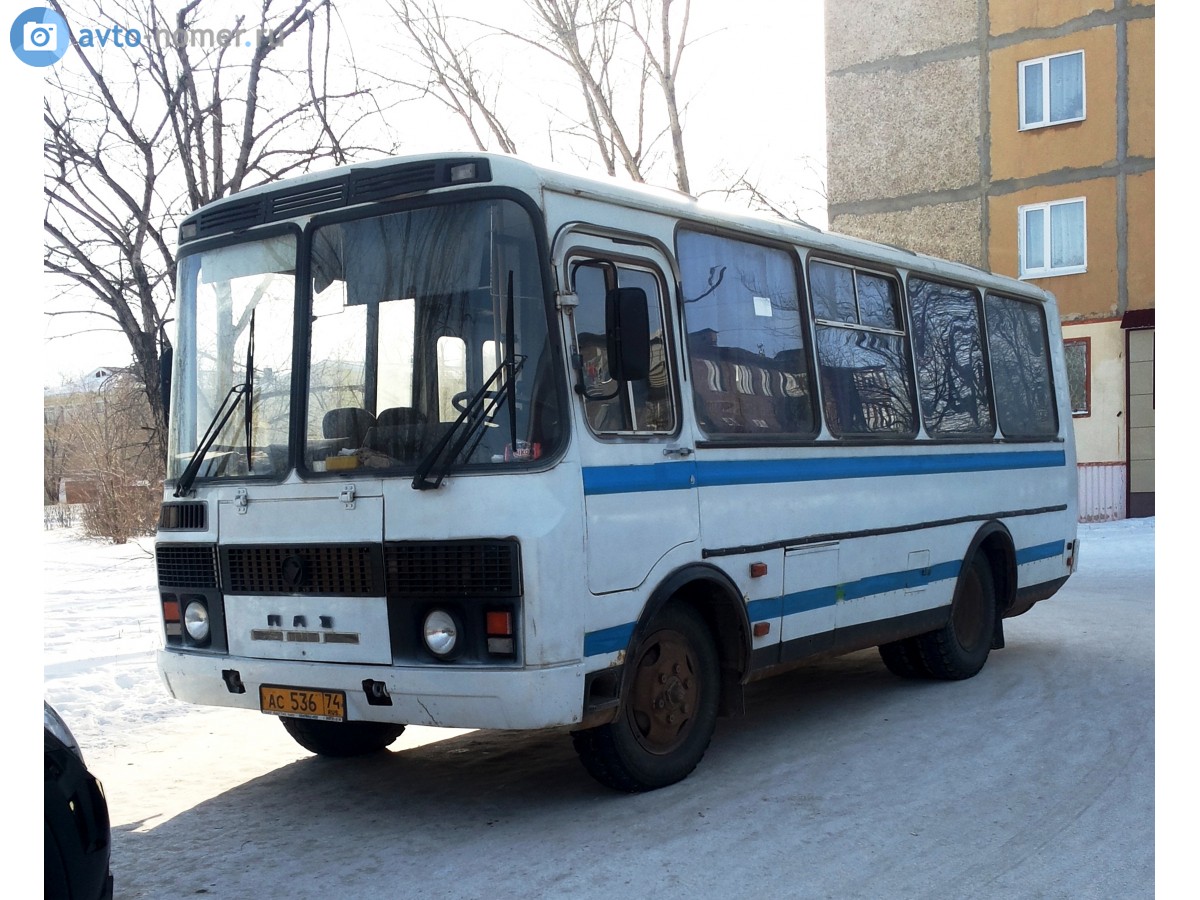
280,717,406,757
571,604,719,792
915,554,997,680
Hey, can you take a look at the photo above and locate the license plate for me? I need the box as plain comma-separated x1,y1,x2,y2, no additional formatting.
259,685,346,722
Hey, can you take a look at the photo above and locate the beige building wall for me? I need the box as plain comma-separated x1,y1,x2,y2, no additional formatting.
1127,17,1155,158
1126,171,1155,309
1064,319,1126,464
989,0,1112,36
1064,319,1127,521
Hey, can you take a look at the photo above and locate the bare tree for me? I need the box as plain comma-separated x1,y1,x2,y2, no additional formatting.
388,0,519,154
53,372,161,543
382,0,694,191
703,157,829,227
43,0,383,466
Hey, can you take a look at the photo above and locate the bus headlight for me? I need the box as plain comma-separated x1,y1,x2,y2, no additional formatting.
184,600,211,643
422,609,459,658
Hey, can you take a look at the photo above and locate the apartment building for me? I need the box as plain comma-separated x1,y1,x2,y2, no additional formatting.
824,0,1154,519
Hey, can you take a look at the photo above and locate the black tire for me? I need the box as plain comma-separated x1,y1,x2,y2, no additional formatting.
878,636,930,678
914,554,997,680
571,604,719,793
280,717,405,757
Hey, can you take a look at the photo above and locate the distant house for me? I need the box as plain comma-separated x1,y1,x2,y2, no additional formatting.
44,365,146,505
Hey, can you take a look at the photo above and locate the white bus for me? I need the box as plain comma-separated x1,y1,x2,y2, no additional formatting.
155,152,1078,792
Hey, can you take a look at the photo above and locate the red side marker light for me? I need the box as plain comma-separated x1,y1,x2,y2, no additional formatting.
749,562,768,578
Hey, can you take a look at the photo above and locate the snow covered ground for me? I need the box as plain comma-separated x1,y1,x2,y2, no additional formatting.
37,517,1161,898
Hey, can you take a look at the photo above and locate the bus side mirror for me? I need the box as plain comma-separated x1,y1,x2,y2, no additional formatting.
606,287,650,382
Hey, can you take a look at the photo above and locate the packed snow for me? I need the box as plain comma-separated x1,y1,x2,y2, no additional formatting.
37,516,1163,898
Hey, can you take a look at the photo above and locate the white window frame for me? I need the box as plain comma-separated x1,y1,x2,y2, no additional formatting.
1018,197,1087,279
1018,50,1085,130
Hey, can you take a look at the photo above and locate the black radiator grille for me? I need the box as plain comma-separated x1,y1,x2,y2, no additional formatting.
195,197,263,236
157,545,218,589
159,502,207,531
225,545,377,595
385,541,521,598
270,181,348,217
349,163,439,203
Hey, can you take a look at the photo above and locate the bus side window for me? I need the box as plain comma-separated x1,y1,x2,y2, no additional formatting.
984,293,1059,439
809,260,916,437
571,260,675,434
676,229,817,438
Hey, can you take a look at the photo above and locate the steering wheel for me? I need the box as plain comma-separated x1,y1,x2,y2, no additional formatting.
452,390,502,414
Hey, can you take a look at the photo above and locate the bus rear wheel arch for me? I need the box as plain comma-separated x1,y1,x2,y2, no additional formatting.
912,552,999,680
571,603,721,792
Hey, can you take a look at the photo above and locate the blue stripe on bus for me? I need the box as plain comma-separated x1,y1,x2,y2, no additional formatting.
581,450,1066,496
1016,540,1065,565
583,550,1040,656
583,621,636,657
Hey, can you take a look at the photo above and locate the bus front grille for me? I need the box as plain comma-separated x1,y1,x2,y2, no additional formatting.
156,545,219,589
385,540,522,599
224,545,377,595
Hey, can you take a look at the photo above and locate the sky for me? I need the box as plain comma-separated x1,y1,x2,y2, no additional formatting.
28,0,830,387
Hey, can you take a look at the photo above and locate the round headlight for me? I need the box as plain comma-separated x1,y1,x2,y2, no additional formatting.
184,600,210,642
423,610,458,657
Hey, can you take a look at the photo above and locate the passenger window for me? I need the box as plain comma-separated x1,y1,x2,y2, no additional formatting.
985,293,1059,438
809,260,915,437
676,229,816,438
908,277,994,437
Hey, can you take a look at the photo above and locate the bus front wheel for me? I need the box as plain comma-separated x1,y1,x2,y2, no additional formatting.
571,604,719,792
280,717,406,757
914,554,997,680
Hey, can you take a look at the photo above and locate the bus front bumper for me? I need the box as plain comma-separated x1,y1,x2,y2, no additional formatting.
157,649,590,731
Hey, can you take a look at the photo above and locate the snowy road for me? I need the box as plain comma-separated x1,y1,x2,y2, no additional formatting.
43,520,1154,899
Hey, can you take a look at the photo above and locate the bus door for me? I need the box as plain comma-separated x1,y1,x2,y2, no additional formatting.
556,234,698,595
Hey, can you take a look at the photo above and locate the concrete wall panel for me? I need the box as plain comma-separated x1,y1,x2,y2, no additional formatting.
826,0,978,71
830,199,984,267
826,57,981,204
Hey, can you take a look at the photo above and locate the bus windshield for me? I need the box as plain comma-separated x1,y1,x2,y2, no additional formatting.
169,234,297,484
167,196,563,488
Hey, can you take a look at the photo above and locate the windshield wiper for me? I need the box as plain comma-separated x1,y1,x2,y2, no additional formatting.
175,310,256,498
173,381,251,497
411,354,526,491
413,270,527,491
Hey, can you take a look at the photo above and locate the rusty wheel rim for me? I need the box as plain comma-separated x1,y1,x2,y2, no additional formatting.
626,628,700,756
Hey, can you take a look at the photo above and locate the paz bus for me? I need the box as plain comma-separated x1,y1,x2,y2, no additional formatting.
155,152,1078,792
